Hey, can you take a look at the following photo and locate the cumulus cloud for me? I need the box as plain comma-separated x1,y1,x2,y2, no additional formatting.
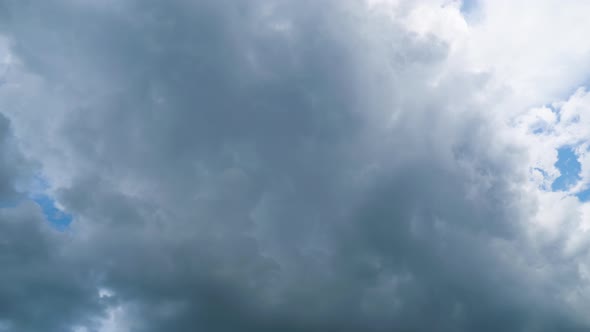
1,0,590,331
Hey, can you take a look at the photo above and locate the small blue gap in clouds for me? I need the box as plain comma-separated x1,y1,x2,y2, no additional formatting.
577,188,590,202
1,174,73,229
31,194,73,230
551,147,582,192
29,175,72,230
460,0,479,14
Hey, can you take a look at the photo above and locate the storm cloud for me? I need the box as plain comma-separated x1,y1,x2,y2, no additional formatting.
1,1,590,331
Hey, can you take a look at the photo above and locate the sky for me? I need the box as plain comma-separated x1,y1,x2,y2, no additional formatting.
2,0,590,331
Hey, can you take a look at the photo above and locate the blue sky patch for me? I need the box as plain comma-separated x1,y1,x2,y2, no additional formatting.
31,193,73,230
577,188,590,202
551,147,581,191
460,0,479,14
25,175,73,229
0,174,73,229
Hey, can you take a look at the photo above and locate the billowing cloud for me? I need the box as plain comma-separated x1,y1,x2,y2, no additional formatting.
1,1,590,331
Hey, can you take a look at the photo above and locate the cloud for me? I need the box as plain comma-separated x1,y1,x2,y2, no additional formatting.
0,114,29,202
0,114,106,332
0,0,589,331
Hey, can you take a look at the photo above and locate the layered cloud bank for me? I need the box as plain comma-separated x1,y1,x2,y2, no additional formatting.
1,1,590,331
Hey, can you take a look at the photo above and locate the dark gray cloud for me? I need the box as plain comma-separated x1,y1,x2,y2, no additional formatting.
0,115,105,332
0,0,588,331
0,114,27,202
0,202,107,332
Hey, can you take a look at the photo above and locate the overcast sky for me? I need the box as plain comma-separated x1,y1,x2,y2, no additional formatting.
2,0,590,331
